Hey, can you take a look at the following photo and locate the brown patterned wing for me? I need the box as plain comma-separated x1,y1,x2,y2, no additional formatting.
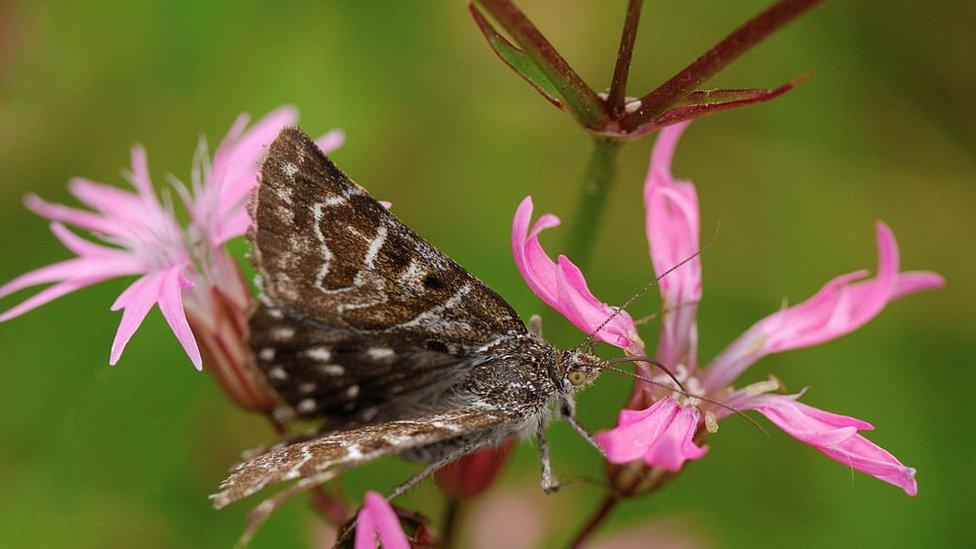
248,128,526,419
251,127,525,344
250,305,473,421
210,407,513,508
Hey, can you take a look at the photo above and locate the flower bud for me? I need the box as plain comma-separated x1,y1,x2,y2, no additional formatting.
434,438,515,500
184,252,279,414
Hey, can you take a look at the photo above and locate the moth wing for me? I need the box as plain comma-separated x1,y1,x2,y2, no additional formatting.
248,128,526,420
210,407,513,508
250,306,476,422
250,127,525,348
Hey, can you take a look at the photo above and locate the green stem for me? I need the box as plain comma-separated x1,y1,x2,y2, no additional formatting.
442,498,463,548
565,136,624,270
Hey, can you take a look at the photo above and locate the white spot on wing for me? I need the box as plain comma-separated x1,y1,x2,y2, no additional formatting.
268,367,287,381
297,399,317,414
271,327,295,340
366,347,395,361
304,346,332,362
360,407,378,422
346,444,363,460
318,364,345,376
430,421,462,433
258,348,276,361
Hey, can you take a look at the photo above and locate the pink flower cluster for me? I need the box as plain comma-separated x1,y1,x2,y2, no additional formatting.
512,121,944,495
0,107,342,373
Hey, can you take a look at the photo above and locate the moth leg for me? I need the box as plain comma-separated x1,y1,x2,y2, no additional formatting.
389,440,485,501
535,428,560,494
528,314,543,337
532,414,560,495
560,398,608,459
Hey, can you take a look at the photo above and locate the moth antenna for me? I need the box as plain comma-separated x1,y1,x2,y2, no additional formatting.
575,223,720,351
633,299,701,326
596,362,769,437
597,355,687,393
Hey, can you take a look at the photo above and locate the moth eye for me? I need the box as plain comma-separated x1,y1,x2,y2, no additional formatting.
568,371,586,386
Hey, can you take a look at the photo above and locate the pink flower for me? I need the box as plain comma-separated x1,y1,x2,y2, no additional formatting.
354,492,410,549
594,397,707,472
515,122,944,494
731,393,917,495
700,222,940,390
512,196,639,349
643,121,701,369
0,108,340,377
1,146,203,366
184,106,343,247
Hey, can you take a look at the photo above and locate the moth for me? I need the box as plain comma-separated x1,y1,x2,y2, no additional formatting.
211,128,680,541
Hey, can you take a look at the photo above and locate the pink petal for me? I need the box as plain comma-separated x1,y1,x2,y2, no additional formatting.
222,112,251,147
511,196,638,349
203,107,300,245
316,129,346,154
49,223,121,258
594,397,708,471
210,209,250,247
0,276,115,323
743,394,917,495
157,267,202,369
0,255,141,299
128,145,158,205
703,223,944,390
68,178,147,225
213,108,298,206
25,194,121,237
355,492,409,549
860,270,945,302
110,272,166,365
644,121,701,367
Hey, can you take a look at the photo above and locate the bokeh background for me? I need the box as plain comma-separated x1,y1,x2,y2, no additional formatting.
0,1,973,547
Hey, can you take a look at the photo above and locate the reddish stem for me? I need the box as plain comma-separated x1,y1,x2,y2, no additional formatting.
621,0,824,130
607,0,644,116
570,495,619,548
475,0,607,127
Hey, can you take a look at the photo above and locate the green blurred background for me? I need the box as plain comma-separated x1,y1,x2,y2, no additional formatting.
0,1,973,547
